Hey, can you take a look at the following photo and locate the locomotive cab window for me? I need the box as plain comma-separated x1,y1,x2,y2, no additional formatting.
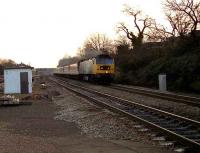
96,55,113,64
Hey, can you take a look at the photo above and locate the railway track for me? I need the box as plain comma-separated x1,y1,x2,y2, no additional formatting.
110,84,200,107
50,77,200,152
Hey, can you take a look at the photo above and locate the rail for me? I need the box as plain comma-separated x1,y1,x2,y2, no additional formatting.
50,77,200,152
110,84,200,107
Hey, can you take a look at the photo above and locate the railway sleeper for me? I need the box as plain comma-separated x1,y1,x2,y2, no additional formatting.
136,110,155,116
144,117,175,124
160,124,183,130
191,139,200,143
173,147,189,153
182,134,200,139
164,120,187,127
133,114,157,119
152,136,166,141
150,113,175,121
147,116,174,121
164,119,182,125
159,141,176,147
174,125,195,131
176,129,199,135
127,109,146,114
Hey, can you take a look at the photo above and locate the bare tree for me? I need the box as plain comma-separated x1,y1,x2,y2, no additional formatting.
76,47,85,58
87,33,114,52
57,56,80,67
0,59,16,75
79,33,115,58
164,0,200,34
146,20,175,41
117,5,155,48
115,35,130,46
148,0,199,41
166,11,193,36
148,11,192,41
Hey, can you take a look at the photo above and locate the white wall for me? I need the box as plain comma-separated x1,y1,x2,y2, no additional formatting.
79,59,93,74
4,69,32,94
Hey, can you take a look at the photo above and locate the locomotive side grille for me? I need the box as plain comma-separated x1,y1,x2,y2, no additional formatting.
100,65,111,70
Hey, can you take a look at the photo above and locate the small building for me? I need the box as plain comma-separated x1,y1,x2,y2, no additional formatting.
4,66,33,94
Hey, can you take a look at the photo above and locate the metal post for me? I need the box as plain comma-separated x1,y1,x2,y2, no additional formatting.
159,74,167,92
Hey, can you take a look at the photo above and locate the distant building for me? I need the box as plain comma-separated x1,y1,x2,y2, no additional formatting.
142,42,163,49
4,66,33,94
35,68,55,76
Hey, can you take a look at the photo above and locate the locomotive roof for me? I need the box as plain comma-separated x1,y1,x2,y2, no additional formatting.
79,54,112,62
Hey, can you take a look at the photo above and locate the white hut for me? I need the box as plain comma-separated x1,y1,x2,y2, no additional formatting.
4,66,33,94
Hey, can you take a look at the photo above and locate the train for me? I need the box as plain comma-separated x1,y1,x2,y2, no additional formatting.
54,54,115,83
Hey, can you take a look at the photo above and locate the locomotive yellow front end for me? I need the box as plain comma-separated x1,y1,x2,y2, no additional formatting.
93,54,115,82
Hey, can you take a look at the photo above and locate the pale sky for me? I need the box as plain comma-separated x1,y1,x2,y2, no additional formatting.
0,0,165,68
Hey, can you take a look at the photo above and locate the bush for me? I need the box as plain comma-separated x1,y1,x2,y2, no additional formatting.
190,81,200,92
114,70,131,84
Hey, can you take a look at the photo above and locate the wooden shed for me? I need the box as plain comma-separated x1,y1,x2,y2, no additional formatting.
4,66,33,94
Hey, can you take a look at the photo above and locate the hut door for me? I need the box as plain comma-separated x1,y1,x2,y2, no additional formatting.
20,72,29,94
